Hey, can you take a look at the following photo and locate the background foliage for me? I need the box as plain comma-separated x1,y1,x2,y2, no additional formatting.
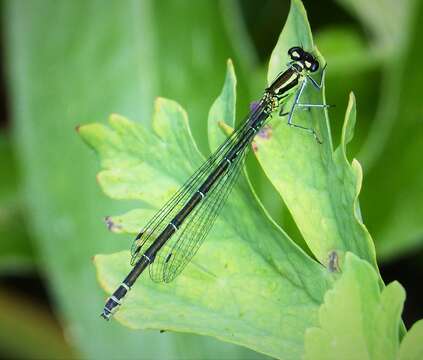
0,0,422,359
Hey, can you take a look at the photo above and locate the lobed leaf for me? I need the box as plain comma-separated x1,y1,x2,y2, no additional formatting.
398,320,423,360
304,252,405,360
255,1,378,272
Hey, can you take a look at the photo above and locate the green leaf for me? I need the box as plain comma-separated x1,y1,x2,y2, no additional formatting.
398,320,423,360
255,0,378,273
308,1,423,261
304,252,405,360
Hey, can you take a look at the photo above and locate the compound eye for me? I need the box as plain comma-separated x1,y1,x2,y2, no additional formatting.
310,61,319,72
288,46,303,60
303,53,319,72
302,53,312,68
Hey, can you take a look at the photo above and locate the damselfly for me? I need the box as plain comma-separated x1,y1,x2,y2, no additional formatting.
101,46,328,320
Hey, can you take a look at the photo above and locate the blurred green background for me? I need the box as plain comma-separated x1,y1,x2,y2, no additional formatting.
0,0,422,359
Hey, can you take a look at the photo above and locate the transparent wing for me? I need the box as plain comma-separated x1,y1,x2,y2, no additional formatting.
130,109,258,266
150,140,249,282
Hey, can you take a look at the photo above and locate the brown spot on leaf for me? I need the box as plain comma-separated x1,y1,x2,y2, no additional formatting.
327,250,340,272
104,216,122,232
258,125,273,139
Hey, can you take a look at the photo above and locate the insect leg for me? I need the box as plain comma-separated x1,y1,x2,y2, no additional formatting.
284,79,322,143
